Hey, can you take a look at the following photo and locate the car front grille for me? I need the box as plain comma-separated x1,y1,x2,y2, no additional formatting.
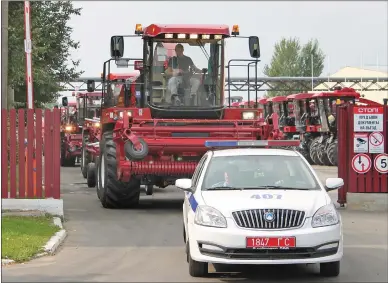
232,209,305,229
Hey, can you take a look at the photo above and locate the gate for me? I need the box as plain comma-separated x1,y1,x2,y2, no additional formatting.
1,108,61,199
337,99,388,204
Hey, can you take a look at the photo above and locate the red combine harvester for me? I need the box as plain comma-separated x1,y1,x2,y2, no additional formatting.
91,23,297,208
60,98,82,166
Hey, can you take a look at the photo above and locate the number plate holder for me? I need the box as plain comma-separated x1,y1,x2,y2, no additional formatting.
246,237,296,249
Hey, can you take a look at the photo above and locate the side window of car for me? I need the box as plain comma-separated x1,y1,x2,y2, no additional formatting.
191,154,208,189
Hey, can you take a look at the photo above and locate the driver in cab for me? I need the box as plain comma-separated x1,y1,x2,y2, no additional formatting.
166,44,201,103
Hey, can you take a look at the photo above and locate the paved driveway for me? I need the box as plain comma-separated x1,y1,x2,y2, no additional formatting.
2,166,387,282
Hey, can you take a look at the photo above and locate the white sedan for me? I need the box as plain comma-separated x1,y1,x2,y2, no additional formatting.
176,140,344,278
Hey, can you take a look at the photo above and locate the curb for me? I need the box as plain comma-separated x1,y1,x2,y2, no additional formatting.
2,216,67,266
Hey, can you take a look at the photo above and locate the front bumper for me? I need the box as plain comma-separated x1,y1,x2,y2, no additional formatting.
188,217,343,265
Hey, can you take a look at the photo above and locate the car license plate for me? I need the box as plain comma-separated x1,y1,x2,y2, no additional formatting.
246,237,296,248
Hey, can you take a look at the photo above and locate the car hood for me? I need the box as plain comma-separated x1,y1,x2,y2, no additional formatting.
201,189,330,218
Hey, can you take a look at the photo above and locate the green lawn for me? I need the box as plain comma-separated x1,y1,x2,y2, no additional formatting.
2,215,60,262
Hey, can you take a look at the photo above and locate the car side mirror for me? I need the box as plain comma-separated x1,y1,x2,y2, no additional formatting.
324,178,344,192
110,36,124,58
62,97,68,107
175,178,193,192
249,36,260,59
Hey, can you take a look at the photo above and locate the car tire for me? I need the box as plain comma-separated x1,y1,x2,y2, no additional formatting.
320,261,340,277
188,240,208,277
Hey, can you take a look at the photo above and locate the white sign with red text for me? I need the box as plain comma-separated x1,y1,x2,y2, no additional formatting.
353,107,384,132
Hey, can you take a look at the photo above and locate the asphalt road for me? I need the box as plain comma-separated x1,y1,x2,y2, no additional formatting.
2,165,388,282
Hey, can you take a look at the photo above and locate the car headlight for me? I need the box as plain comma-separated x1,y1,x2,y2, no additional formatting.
194,205,227,228
242,111,255,120
312,204,339,228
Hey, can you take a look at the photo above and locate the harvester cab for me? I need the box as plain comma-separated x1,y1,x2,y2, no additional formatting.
60,98,78,134
312,87,360,133
103,23,261,119
76,92,103,124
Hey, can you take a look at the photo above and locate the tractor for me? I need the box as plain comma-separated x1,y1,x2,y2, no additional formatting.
290,88,361,166
267,95,299,141
91,23,298,208
80,73,140,188
60,98,82,166
78,91,103,185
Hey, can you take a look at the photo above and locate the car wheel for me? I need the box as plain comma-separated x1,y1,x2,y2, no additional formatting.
320,261,340,277
188,239,208,277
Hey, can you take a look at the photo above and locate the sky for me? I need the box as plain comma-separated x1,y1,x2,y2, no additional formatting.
61,0,388,101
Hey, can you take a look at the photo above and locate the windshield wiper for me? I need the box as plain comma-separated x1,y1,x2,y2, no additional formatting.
254,186,310,190
205,186,242,191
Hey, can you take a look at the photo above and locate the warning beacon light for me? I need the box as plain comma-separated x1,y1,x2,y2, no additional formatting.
232,25,240,36
204,140,300,148
135,24,143,35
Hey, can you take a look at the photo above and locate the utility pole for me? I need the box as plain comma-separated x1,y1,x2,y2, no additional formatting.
1,0,9,109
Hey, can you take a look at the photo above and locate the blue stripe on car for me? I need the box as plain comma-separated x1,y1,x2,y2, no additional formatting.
186,192,198,212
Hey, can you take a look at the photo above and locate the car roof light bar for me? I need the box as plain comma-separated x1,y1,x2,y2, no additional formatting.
204,140,300,148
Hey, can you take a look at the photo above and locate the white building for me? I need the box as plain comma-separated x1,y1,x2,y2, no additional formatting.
313,67,388,104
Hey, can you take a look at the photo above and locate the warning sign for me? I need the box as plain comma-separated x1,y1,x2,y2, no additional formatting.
353,107,384,132
354,133,368,153
368,132,385,154
374,153,388,174
351,153,372,174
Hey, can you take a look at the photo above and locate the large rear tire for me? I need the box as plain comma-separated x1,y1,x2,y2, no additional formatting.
327,139,338,166
98,131,141,209
309,138,321,165
317,138,331,166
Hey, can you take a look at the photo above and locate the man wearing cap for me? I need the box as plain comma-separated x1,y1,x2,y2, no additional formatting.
166,44,202,105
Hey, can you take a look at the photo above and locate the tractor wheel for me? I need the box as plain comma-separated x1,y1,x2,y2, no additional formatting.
124,137,149,161
309,138,322,165
96,157,101,200
327,139,338,166
295,142,314,165
87,163,96,188
81,133,90,178
317,139,331,166
145,184,153,195
98,131,141,209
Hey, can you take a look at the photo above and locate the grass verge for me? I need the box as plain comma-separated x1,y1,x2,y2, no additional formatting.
2,215,60,262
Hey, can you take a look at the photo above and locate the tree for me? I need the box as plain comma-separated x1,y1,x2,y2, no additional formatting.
8,1,83,108
263,37,325,97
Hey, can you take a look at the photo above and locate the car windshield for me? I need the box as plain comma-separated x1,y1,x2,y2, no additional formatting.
201,155,320,191
148,39,224,109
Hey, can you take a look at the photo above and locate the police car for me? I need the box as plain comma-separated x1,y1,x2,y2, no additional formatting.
176,140,344,278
